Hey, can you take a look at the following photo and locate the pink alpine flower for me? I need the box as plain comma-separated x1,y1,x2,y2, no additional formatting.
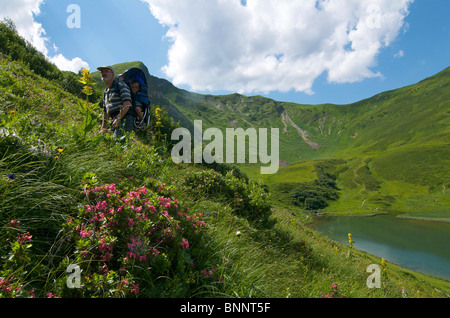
9,220,20,228
102,252,113,262
80,229,90,238
18,232,33,244
131,284,140,295
180,238,189,249
139,186,147,195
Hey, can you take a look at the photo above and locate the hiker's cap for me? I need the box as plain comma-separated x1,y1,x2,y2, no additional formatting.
97,65,114,73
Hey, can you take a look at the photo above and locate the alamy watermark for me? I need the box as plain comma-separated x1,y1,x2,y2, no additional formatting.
366,264,381,289
66,4,81,29
170,120,280,174
66,264,81,289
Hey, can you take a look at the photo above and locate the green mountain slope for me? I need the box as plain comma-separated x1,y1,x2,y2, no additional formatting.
99,61,449,216
277,68,450,214
281,68,450,214
2,22,450,299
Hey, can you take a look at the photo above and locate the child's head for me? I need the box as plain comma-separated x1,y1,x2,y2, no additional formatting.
131,81,140,94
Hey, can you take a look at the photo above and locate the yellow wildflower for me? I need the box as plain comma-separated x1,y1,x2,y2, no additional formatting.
78,68,96,98
348,233,354,244
82,85,93,96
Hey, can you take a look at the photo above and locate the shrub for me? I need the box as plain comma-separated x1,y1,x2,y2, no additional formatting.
136,105,181,151
0,19,60,81
182,169,273,226
53,182,211,297
291,170,340,211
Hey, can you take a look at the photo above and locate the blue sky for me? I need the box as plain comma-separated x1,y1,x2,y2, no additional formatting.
1,0,449,105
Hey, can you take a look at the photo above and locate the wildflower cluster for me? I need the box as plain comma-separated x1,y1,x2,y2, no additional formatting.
348,233,354,247
152,107,164,144
54,148,63,160
58,183,210,297
78,68,96,99
137,105,180,149
346,233,355,258
200,266,223,283
0,220,35,298
321,282,343,298
155,107,162,128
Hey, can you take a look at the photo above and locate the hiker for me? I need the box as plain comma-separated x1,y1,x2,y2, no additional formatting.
98,65,133,140
130,80,147,125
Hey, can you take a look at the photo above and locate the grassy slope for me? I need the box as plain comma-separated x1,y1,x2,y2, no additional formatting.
277,68,450,216
103,60,449,217
2,55,450,298
236,68,450,217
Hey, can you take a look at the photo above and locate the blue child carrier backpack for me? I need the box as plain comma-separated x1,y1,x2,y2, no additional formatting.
117,68,151,129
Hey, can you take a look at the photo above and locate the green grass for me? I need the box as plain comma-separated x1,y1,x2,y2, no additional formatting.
2,57,449,299
2,24,450,298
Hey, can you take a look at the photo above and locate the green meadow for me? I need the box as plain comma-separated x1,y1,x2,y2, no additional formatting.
1,21,449,299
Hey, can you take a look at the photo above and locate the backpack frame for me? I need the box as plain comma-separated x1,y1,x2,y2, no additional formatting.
116,68,151,130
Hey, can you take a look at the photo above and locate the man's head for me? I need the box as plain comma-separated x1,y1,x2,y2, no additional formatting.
97,65,114,83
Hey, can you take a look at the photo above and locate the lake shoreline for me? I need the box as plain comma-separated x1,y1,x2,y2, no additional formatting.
312,209,450,224
308,209,450,281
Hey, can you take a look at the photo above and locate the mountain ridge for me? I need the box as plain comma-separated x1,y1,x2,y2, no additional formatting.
93,62,449,159
93,61,450,215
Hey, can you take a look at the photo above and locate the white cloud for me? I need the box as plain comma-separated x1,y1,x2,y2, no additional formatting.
0,0,89,73
142,0,413,94
49,54,89,73
0,0,48,54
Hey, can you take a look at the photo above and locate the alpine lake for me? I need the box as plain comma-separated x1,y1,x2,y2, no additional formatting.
308,211,450,281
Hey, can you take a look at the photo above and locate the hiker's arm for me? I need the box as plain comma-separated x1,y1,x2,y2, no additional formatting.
111,100,131,128
102,112,107,128
100,111,108,133
111,82,132,128
119,100,131,118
